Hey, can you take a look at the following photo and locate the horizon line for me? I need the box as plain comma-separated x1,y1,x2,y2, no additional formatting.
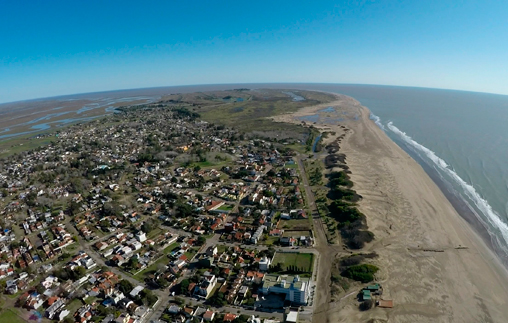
2,82,508,105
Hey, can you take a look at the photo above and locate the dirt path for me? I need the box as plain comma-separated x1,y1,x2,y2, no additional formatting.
296,155,342,323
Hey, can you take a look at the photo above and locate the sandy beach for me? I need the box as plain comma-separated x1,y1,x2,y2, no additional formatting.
274,94,508,322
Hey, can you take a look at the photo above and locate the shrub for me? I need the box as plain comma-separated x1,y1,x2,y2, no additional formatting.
328,171,353,188
359,300,374,311
341,264,379,283
340,255,365,267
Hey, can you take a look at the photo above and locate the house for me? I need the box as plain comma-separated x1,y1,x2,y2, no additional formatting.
280,213,291,220
194,272,217,299
168,305,180,314
223,313,237,322
46,298,65,319
136,231,147,243
280,237,296,247
246,271,264,284
269,229,283,237
377,299,394,308
286,311,298,323
198,256,214,268
251,225,266,244
115,313,131,323
203,310,215,321
130,285,144,298
95,241,109,251
259,257,271,271
205,246,218,257
183,307,195,317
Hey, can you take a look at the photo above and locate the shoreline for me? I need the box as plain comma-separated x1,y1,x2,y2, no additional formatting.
397,139,508,267
274,92,508,322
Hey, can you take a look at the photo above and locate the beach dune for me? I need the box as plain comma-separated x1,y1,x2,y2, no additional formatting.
275,94,508,322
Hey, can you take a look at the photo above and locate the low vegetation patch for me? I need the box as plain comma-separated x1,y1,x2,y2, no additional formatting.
341,264,379,283
271,252,314,273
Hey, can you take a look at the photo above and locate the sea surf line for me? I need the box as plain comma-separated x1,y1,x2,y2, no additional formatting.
369,113,508,259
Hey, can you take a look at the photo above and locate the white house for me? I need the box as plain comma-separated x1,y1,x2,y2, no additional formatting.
194,271,217,299
136,231,147,243
259,256,271,272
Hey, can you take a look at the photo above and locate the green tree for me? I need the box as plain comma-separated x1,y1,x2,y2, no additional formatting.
180,279,190,294
117,279,134,294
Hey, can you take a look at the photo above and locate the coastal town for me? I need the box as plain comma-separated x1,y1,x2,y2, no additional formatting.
0,91,386,323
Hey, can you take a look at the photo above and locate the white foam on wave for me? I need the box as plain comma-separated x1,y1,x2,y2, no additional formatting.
386,121,508,253
369,113,385,130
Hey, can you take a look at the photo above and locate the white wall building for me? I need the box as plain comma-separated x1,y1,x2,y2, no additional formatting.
259,274,309,304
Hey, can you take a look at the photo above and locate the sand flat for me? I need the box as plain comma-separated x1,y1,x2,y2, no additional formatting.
274,94,508,322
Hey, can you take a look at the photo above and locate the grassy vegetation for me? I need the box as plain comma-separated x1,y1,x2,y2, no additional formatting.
217,204,234,211
279,219,311,231
184,247,199,260
163,242,180,254
217,244,228,253
272,252,314,273
0,309,26,323
134,256,169,280
66,298,84,317
170,89,336,138
262,236,279,246
282,230,312,237
0,134,57,158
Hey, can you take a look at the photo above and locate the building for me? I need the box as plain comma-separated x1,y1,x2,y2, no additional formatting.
259,256,271,271
130,285,144,298
205,246,218,257
136,231,147,243
259,274,310,304
223,313,237,322
285,311,298,323
194,271,217,299
203,310,216,321
251,225,266,244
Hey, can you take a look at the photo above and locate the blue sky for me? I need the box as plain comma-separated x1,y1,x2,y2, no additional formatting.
1,0,508,103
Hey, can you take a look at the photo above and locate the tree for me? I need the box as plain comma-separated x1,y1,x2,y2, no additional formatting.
180,279,190,295
197,236,206,246
127,257,139,270
75,266,87,278
210,292,226,306
117,279,134,294
145,292,158,306
359,300,373,311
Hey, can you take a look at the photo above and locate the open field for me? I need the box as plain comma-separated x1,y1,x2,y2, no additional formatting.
0,309,32,323
272,252,314,273
278,219,311,231
163,89,335,138
282,230,312,238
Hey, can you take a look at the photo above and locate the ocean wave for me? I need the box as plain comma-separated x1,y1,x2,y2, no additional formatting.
369,113,385,130
386,121,508,255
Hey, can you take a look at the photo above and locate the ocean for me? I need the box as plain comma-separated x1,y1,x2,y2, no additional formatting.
4,83,508,264
307,84,508,265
